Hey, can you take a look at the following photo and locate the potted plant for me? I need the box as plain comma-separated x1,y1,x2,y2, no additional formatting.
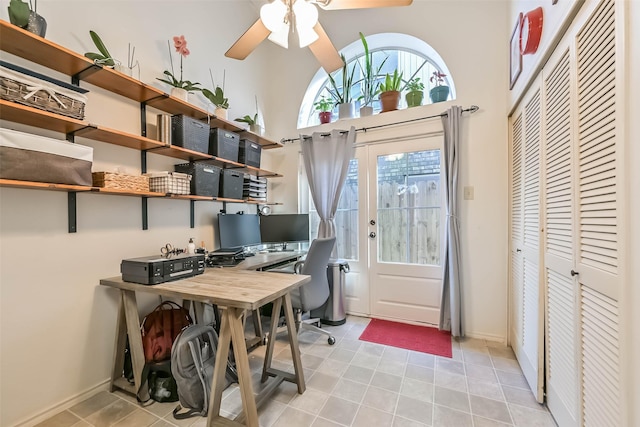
429,71,450,103
326,54,356,120
377,69,403,112
201,70,229,119
84,30,116,67
234,96,262,134
314,95,333,124
8,0,46,37
156,36,201,102
404,77,424,108
357,32,388,117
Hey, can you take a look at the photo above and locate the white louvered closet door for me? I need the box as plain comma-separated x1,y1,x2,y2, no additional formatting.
575,1,621,425
509,80,544,403
543,46,579,427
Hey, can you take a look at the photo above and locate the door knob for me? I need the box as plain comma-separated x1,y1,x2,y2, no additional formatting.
369,232,376,238
370,219,376,226
570,270,579,277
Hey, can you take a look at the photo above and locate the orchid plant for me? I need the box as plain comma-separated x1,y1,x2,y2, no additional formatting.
157,35,201,91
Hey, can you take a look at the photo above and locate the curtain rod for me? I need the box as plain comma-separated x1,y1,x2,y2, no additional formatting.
280,105,479,144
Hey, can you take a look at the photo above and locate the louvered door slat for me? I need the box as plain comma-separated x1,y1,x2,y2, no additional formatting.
523,258,539,360
524,91,541,249
512,114,523,243
581,283,620,427
547,269,577,419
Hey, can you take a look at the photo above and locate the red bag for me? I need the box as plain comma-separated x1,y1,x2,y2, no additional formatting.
141,301,192,363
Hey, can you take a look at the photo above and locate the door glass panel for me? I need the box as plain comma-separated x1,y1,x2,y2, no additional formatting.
310,159,359,260
377,150,441,265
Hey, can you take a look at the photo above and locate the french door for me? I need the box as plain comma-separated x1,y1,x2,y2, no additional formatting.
311,136,444,324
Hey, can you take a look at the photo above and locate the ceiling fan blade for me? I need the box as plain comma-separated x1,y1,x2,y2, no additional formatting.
308,22,344,73
225,18,270,60
315,0,413,10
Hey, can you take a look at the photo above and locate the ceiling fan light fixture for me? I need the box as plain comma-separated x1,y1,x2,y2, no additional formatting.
260,0,288,32
297,26,319,47
268,27,289,48
294,0,319,47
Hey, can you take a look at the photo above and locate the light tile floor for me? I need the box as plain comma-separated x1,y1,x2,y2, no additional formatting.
35,316,557,427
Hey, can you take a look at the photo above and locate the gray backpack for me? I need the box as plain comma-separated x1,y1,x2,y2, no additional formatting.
171,324,235,419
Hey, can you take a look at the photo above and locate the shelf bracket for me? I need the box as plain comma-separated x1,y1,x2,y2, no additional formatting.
190,200,195,228
142,197,148,230
140,103,147,137
68,192,77,233
73,64,102,84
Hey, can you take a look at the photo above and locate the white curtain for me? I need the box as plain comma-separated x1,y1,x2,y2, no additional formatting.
439,106,464,337
301,127,356,244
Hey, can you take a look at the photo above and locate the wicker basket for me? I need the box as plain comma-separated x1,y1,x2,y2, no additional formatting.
92,172,149,192
146,171,191,195
0,61,88,120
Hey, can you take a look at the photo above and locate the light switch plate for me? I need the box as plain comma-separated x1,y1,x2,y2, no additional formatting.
464,186,474,200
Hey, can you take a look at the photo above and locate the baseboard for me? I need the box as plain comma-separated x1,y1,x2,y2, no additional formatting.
463,331,508,346
12,379,111,427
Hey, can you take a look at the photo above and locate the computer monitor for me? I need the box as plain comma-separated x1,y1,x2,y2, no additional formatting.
217,213,262,249
260,214,310,250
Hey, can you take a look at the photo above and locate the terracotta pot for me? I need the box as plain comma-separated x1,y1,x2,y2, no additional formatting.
405,90,424,108
380,91,400,112
319,111,332,124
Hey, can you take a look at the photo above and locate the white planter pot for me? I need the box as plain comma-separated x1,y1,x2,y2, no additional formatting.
171,87,188,102
338,103,355,120
215,107,228,120
250,124,263,136
359,106,373,117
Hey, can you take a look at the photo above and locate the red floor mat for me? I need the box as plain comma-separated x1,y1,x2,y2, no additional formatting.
359,318,452,358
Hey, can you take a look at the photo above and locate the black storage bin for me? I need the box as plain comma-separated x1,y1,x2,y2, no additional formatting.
171,115,209,153
209,128,240,162
239,139,262,168
220,169,243,199
174,162,221,197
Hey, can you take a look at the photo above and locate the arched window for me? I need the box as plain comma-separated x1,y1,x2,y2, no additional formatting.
298,33,456,128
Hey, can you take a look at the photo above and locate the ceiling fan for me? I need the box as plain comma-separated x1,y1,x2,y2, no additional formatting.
225,0,413,73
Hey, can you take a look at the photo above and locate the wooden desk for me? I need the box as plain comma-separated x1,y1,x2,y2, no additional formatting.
100,267,310,427
232,251,305,271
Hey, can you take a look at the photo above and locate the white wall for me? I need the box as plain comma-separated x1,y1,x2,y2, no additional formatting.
262,0,510,341
1,0,510,425
0,1,276,426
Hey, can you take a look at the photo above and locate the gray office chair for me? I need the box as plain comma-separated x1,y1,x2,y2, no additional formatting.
288,236,337,345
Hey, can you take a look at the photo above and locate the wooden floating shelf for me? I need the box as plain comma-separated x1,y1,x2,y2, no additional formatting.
90,188,166,197
0,21,282,149
0,100,86,134
0,179,92,192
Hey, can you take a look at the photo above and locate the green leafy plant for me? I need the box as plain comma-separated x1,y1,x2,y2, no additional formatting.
378,69,403,93
201,69,228,109
314,95,333,112
357,32,388,107
430,71,447,87
157,36,201,91
405,77,424,92
7,0,32,28
84,31,115,67
235,114,258,125
326,54,356,105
